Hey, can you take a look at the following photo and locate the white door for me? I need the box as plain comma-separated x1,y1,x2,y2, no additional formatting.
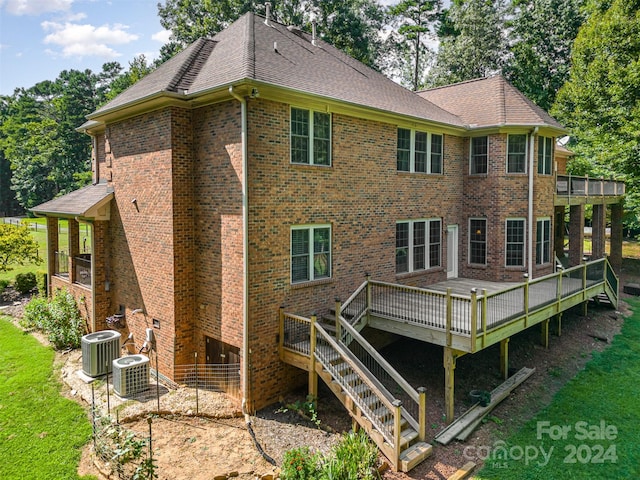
447,224,459,279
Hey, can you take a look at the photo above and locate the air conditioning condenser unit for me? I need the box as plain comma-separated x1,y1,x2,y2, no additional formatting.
113,355,150,397
81,330,121,377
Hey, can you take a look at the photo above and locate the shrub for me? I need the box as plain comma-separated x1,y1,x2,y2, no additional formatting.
281,447,321,480
20,296,51,331
0,279,9,295
14,272,37,294
325,430,378,479
281,430,379,480
20,289,84,349
36,270,47,296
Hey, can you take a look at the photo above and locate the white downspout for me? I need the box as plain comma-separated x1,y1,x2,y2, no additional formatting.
528,127,539,277
229,86,250,414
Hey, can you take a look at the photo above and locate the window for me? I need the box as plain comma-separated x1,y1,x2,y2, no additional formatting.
470,136,488,174
506,219,525,267
537,136,553,175
469,218,487,265
507,134,527,173
396,219,441,273
536,218,551,265
397,128,443,174
291,225,331,283
291,107,331,165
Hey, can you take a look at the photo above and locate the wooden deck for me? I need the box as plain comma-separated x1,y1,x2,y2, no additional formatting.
280,257,618,427
363,259,616,354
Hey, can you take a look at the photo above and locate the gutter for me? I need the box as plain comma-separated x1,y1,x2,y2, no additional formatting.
229,86,251,414
528,127,539,277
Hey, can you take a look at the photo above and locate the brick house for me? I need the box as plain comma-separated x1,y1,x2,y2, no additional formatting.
32,13,624,467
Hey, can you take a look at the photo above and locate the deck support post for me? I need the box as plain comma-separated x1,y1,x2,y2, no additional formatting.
444,347,457,424
308,314,318,399
500,338,510,380
556,313,563,337
541,319,550,349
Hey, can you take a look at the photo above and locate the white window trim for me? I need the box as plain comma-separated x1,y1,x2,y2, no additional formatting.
536,217,552,265
398,128,443,174
291,224,332,284
469,217,488,266
396,218,441,273
506,134,528,174
537,136,554,175
469,136,489,175
290,107,332,166
505,218,526,267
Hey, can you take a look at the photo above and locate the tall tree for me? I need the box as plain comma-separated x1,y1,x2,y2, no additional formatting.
0,69,108,211
0,97,22,216
505,0,587,111
553,0,640,230
428,0,509,86
388,0,442,91
157,0,385,68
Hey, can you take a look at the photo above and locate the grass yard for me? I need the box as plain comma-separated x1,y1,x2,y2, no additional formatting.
0,316,94,480
477,299,640,479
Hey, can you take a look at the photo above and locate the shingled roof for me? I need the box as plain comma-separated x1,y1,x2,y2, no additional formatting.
418,76,566,132
91,12,465,128
31,183,113,219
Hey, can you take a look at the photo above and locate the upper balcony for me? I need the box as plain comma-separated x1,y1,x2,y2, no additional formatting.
555,175,625,206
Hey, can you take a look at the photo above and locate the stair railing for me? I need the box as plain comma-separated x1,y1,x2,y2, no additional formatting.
335,306,426,441
313,321,403,450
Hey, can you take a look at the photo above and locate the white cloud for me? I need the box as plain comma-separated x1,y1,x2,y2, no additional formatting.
151,29,171,44
1,0,73,16
41,21,139,59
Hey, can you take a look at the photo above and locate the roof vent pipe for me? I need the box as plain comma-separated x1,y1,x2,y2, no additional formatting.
264,2,271,26
312,20,317,46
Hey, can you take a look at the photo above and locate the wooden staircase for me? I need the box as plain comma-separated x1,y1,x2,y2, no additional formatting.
310,310,432,472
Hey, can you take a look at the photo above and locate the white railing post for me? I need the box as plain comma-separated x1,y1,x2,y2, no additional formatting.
470,288,477,351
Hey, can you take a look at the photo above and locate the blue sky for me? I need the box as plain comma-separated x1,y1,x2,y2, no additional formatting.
0,0,421,96
0,0,169,95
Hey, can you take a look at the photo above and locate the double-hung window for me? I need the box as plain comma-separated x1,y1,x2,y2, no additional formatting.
506,219,525,267
396,219,441,273
537,136,553,175
536,218,551,265
397,128,443,174
507,134,527,173
291,107,331,165
469,218,487,265
291,225,331,283
470,136,488,174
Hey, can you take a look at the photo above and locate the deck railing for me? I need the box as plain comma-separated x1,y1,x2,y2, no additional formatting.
74,255,92,286
556,175,625,198
339,257,616,352
367,281,472,333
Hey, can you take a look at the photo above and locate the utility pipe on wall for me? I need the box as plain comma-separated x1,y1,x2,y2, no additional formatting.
528,127,539,278
229,86,250,414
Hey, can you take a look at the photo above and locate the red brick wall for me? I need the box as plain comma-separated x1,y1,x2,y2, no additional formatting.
191,100,245,364
105,109,179,376
243,98,466,408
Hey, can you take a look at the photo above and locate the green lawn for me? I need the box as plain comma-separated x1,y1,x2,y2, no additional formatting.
0,316,94,480
476,300,640,479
